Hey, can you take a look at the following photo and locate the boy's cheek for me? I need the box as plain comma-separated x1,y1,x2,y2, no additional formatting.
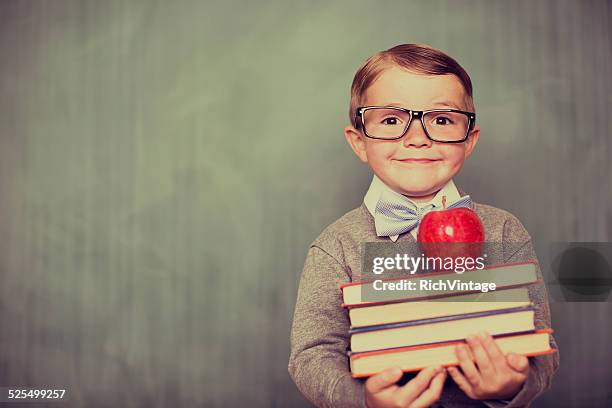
364,142,398,162
442,144,469,162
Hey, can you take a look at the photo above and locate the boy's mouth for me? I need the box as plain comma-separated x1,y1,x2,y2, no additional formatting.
393,158,441,164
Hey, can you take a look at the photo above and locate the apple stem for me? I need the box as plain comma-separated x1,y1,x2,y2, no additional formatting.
442,195,447,209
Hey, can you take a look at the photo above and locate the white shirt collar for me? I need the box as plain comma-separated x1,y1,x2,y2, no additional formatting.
364,175,462,241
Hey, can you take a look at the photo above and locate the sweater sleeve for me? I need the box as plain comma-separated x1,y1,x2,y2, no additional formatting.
288,245,368,408
483,217,560,408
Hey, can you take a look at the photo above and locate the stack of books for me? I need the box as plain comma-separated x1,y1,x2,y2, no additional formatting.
341,262,556,378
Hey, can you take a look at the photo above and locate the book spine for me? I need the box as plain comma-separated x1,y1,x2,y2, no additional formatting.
338,260,538,289
342,279,543,308
348,305,534,335
350,348,557,378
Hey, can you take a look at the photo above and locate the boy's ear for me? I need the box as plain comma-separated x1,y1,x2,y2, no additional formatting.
464,124,480,158
344,125,368,163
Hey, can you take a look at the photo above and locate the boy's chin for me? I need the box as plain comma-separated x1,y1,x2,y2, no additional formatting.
392,182,444,198
376,172,451,199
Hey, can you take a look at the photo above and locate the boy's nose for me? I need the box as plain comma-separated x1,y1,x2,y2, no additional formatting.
402,119,432,148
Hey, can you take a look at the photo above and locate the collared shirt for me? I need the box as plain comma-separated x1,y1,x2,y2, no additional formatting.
363,175,461,241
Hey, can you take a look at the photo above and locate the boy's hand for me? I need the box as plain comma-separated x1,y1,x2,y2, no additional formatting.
447,332,530,401
365,366,446,408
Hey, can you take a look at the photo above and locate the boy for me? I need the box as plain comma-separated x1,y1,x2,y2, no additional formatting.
288,44,559,408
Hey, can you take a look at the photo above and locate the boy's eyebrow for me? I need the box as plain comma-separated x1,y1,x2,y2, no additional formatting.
380,101,466,110
430,100,464,110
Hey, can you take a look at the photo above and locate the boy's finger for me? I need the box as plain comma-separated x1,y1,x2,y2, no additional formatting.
465,335,495,378
455,344,481,386
365,367,403,393
447,366,474,398
396,365,441,401
506,353,530,374
409,370,447,408
478,332,506,369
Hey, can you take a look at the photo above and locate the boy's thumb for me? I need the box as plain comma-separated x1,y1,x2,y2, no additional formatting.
366,367,403,393
507,353,529,372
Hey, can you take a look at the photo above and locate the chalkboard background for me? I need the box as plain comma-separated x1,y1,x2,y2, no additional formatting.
1,1,611,406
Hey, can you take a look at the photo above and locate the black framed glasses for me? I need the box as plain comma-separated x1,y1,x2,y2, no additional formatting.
355,106,476,143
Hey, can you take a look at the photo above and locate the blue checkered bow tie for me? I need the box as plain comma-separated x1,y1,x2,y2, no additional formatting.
374,190,474,238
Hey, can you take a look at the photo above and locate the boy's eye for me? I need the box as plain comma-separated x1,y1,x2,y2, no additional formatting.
381,116,403,125
433,116,454,125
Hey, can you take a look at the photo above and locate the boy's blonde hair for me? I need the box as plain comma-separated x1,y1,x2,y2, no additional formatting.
349,44,475,128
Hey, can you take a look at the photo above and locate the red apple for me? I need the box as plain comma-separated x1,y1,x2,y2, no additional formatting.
417,207,485,264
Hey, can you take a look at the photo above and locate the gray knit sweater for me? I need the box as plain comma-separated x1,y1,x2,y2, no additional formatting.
288,202,559,408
